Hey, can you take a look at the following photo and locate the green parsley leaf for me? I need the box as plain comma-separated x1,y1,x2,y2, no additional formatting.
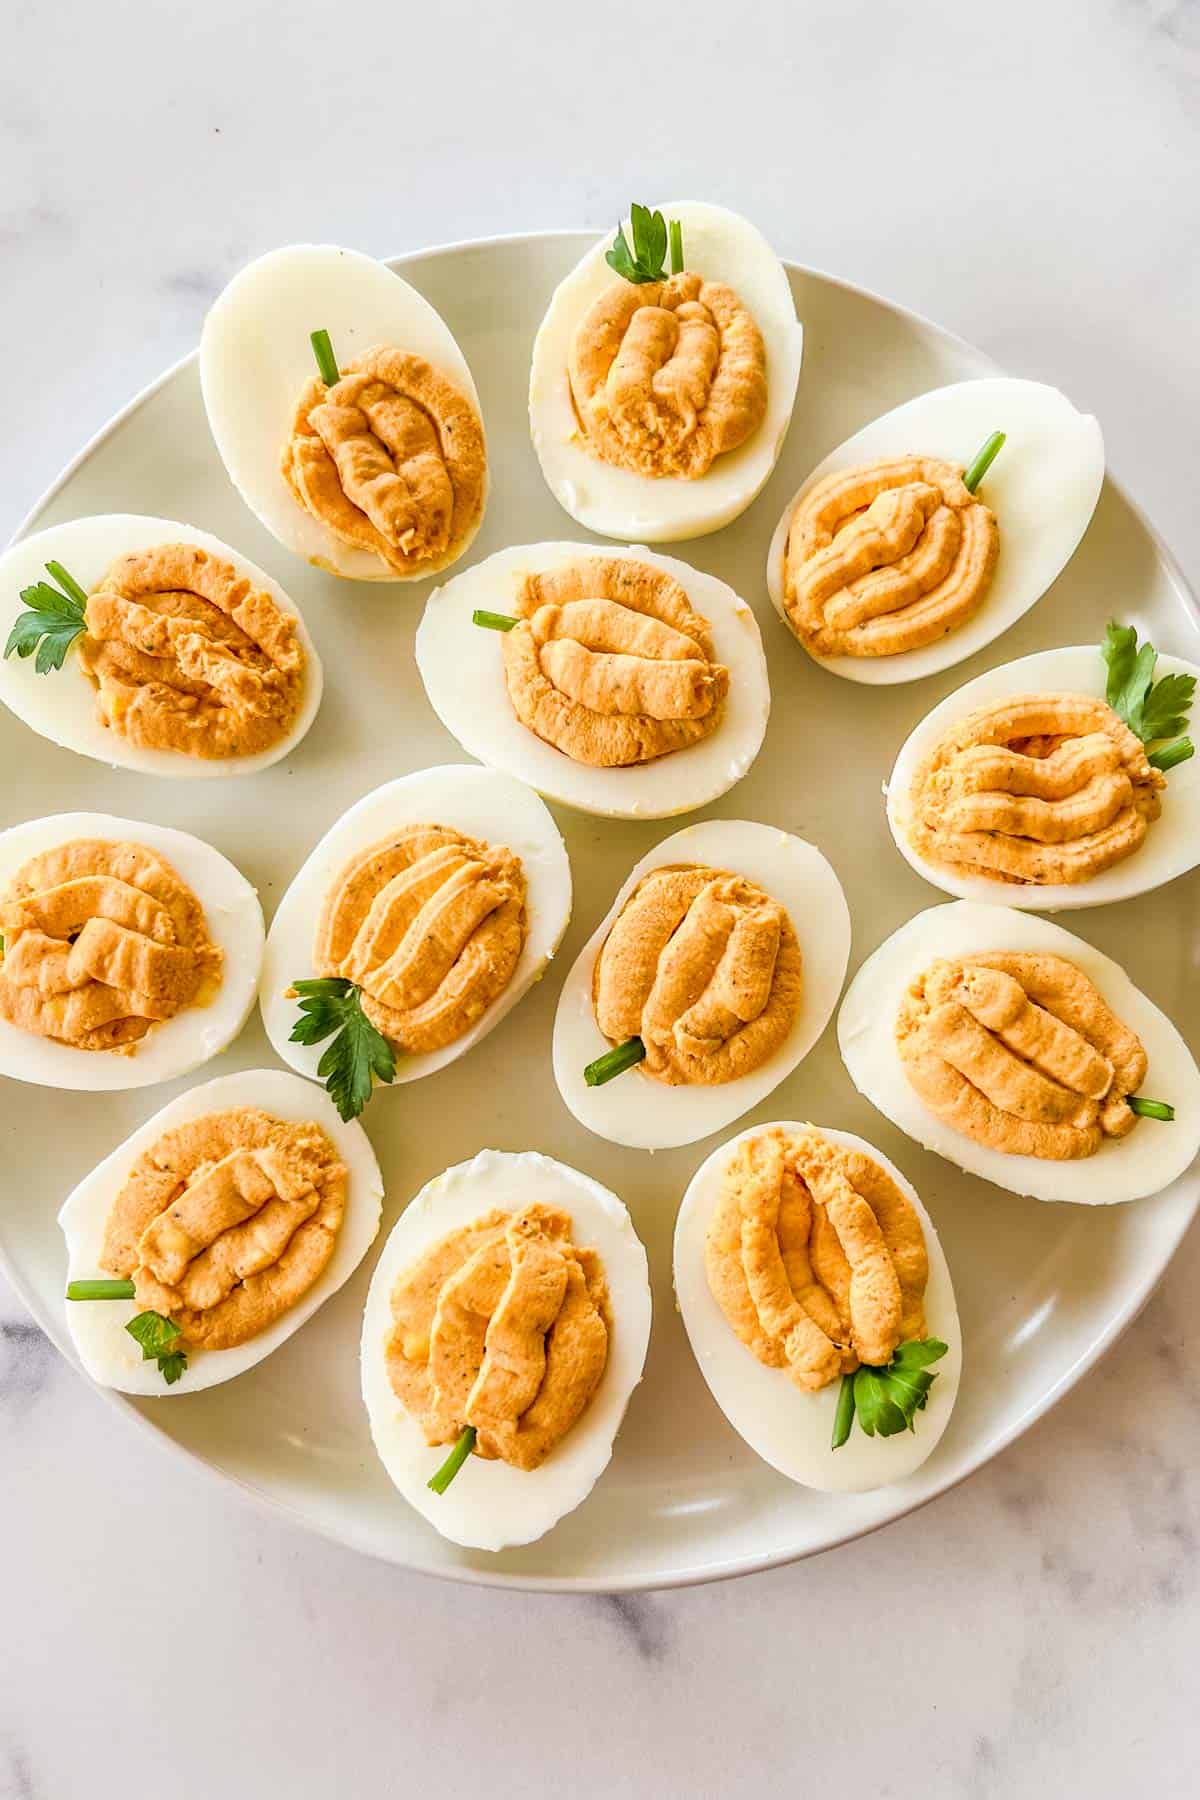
848,1338,949,1442
605,203,682,284
126,1310,182,1359
4,567,88,673
125,1309,189,1386
289,976,396,1121
1102,621,1196,771
158,1350,188,1385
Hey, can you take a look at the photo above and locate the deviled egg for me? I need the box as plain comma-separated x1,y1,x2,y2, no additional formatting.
767,378,1104,684
361,1148,651,1550
839,902,1200,1203
553,819,851,1150
201,245,487,581
674,1122,961,1492
887,628,1200,909
0,515,321,776
530,201,803,542
261,765,572,1115
0,811,262,1091
60,1068,384,1394
416,541,770,818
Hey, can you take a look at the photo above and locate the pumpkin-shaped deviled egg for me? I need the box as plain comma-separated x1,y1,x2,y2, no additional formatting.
201,245,487,581
674,1122,961,1492
838,902,1200,1204
767,379,1104,684
0,811,262,1090
886,626,1200,909
416,542,770,818
261,766,572,1119
553,819,851,1150
361,1148,651,1550
530,202,803,542
0,516,321,776
60,1069,383,1394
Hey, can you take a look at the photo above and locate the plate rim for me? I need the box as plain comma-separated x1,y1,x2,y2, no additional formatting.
3,227,1197,1594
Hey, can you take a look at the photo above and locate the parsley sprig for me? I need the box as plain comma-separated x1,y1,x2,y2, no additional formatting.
5,560,89,674
66,1282,187,1386
289,976,396,1121
831,1338,948,1450
126,1309,188,1385
606,204,684,285
1102,621,1195,773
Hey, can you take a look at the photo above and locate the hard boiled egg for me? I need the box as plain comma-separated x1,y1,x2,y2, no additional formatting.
60,1068,384,1395
838,901,1200,1203
201,245,487,581
0,516,322,777
674,1122,961,1493
415,541,770,818
261,764,572,1088
361,1147,651,1550
0,811,262,1091
886,642,1200,910
529,202,803,542
767,378,1104,684
553,818,851,1150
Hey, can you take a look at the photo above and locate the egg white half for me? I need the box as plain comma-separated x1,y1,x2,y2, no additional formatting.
886,642,1200,911
553,819,852,1151
360,1148,651,1551
260,764,572,1088
416,541,770,819
0,811,262,1091
674,1122,961,1493
529,202,804,542
0,515,323,777
200,244,487,580
767,378,1105,685
59,1068,384,1395
838,901,1200,1203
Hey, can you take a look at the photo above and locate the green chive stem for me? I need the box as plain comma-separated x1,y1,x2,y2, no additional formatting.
310,328,340,387
428,1425,476,1494
831,1373,857,1450
962,431,1006,494
45,561,89,610
471,609,519,633
668,218,684,275
1148,738,1194,774
67,1278,136,1301
584,1036,647,1087
1129,1096,1175,1122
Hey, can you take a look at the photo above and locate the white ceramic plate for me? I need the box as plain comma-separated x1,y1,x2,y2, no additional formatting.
2,233,1198,1592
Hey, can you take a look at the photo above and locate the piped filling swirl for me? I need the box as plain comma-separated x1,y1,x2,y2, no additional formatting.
315,825,527,1055
0,838,221,1051
705,1128,929,1391
568,272,767,480
386,1203,611,1471
282,345,486,576
100,1106,347,1349
895,951,1148,1160
782,456,999,658
501,556,729,767
907,693,1164,885
77,544,305,759
593,864,802,1085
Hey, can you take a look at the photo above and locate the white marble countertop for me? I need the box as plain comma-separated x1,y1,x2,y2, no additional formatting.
3,2,1199,1794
